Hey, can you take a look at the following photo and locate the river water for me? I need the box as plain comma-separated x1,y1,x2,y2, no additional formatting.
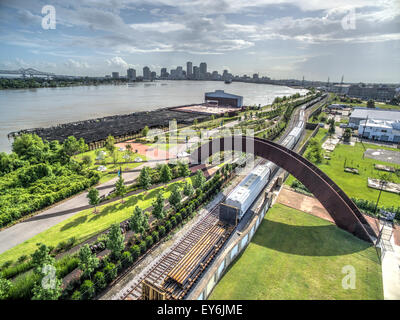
0,80,307,152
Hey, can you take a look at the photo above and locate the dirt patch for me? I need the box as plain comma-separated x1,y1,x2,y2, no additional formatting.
276,186,400,244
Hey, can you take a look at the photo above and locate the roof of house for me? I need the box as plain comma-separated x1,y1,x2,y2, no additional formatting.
205,90,243,100
350,108,400,121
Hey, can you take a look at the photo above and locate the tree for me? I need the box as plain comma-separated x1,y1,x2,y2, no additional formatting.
105,135,116,155
87,188,100,213
63,136,87,157
193,169,206,189
343,128,352,142
82,155,93,167
178,162,191,177
367,99,375,108
141,125,149,137
115,175,126,203
106,223,125,260
31,244,62,300
138,166,151,190
31,243,55,275
328,120,335,135
129,206,149,234
152,192,165,219
305,138,323,164
160,164,172,183
78,244,99,280
0,277,11,300
168,185,182,210
183,181,194,198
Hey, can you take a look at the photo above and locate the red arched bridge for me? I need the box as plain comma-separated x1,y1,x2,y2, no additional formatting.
189,136,376,243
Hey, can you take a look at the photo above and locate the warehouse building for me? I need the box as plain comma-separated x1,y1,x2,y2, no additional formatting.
204,90,243,108
359,119,400,143
349,108,400,128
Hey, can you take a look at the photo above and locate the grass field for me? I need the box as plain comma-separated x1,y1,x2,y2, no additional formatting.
0,178,190,265
209,203,383,300
286,135,400,208
73,148,147,184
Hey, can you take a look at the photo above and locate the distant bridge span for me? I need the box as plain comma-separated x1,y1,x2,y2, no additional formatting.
190,136,376,243
0,68,55,77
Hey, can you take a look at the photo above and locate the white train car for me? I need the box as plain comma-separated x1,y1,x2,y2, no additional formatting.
225,162,276,220
222,96,325,222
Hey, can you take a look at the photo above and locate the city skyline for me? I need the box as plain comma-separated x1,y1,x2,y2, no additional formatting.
0,1,399,83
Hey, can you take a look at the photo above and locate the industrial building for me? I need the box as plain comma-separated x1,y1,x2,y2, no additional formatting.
347,84,396,102
204,90,243,108
349,108,400,128
359,119,400,143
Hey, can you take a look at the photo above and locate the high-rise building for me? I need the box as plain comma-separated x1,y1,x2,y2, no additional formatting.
143,66,151,80
199,62,207,76
186,61,193,78
151,71,156,81
193,66,200,80
176,66,183,79
112,72,119,79
127,68,136,81
160,68,168,79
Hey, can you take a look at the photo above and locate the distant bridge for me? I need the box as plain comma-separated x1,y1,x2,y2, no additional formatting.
0,68,55,78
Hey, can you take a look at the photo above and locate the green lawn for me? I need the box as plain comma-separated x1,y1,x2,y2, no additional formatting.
286,136,400,208
0,178,190,265
73,148,147,184
209,203,383,300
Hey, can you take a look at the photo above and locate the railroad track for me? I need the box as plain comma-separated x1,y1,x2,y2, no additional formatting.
121,203,221,300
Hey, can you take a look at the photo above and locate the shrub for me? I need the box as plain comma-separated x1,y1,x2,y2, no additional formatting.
139,241,147,254
158,225,166,237
71,290,81,300
93,271,106,292
145,235,153,248
151,231,159,243
121,251,133,268
80,280,95,300
170,216,176,227
174,213,182,224
129,245,140,261
103,263,117,284
180,208,187,219
165,221,172,232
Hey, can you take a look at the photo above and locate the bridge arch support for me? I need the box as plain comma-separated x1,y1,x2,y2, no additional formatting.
189,136,375,243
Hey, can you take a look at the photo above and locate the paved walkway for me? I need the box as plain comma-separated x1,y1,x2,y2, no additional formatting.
0,158,167,255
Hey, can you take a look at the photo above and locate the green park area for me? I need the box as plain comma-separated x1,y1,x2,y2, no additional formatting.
209,203,383,300
73,147,147,184
286,130,400,209
0,178,190,265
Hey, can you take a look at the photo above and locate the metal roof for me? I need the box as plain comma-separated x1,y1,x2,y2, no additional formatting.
350,108,400,121
205,90,243,99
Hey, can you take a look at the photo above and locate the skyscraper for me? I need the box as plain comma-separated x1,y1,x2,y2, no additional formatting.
199,62,207,77
127,68,136,81
112,72,119,79
143,66,150,80
193,66,200,80
186,61,193,79
160,68,168,78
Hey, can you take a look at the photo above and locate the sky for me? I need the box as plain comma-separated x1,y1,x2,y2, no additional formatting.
0,0,399,83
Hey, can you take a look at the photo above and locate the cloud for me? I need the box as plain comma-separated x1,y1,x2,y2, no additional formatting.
106,56,130,69
64,59,90,69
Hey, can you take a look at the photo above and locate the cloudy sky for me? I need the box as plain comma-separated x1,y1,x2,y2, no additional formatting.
0,0,399,83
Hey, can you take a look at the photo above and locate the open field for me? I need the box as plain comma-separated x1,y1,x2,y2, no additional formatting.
341,101,400,111
0,178,190,265
209,203,383,300
286,137,400,208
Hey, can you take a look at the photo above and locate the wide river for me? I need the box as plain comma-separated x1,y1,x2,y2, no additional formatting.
0,80,307,152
